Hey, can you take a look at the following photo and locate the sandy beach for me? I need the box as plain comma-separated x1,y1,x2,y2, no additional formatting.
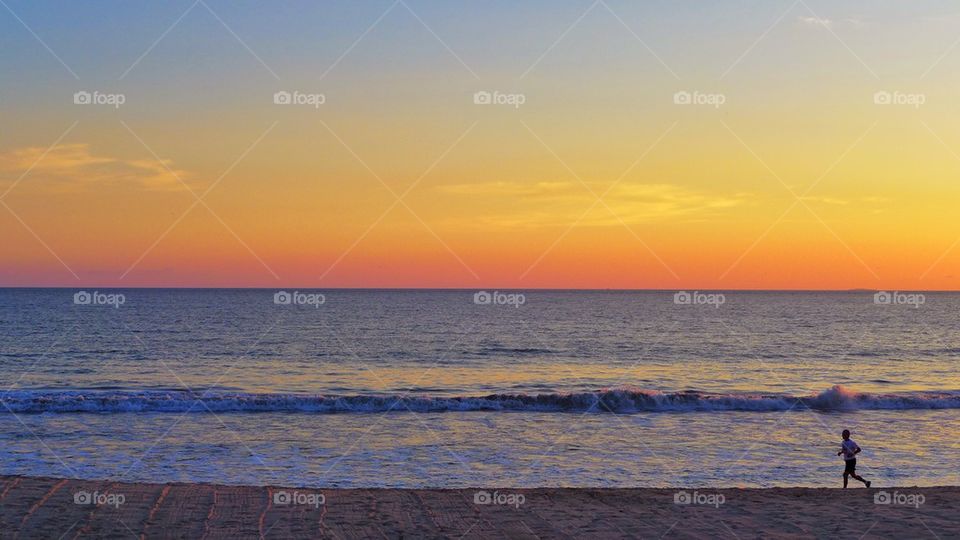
0,475,957,538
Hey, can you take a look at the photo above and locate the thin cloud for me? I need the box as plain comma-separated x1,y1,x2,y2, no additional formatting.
0,144,190,192
437,181,751,229
800,196,848,206
798,16,832,28
437,180,572,196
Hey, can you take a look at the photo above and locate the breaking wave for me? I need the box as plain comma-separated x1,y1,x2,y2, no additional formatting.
2,385,960,414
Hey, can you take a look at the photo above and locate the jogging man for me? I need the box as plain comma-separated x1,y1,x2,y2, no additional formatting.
838,429,871,488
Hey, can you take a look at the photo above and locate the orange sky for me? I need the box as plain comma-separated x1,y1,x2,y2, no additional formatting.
2,2,960,289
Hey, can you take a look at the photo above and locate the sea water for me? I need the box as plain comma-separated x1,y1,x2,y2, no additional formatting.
0,289,957,487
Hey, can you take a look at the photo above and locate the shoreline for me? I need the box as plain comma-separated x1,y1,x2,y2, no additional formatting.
1,475,957,538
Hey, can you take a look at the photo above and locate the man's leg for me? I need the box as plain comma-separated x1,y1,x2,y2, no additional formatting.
843,472,849,488
851,473,869,486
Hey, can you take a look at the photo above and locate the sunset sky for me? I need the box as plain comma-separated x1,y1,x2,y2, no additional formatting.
2,0,960,288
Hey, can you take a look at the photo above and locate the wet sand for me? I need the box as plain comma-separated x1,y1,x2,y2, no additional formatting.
1,475,958,538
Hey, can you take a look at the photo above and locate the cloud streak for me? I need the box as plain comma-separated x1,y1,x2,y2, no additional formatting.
437,181,750,229
0,144,190,193
798,16,832,28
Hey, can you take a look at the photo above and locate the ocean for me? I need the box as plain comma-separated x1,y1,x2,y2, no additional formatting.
1,289,958,488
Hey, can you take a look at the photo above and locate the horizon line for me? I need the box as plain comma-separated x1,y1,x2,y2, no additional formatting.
0,286,954,292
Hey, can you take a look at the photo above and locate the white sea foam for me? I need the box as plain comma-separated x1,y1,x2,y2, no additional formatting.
2,385,959,414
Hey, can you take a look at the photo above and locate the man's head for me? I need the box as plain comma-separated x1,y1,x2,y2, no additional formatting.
842,429,851,440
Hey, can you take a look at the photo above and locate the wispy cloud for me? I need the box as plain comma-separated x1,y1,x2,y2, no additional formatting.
438,180,571,196
798,16,832,29
437,181,750,229
797,15,873,29
0,144,190,192
800,195,848,206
